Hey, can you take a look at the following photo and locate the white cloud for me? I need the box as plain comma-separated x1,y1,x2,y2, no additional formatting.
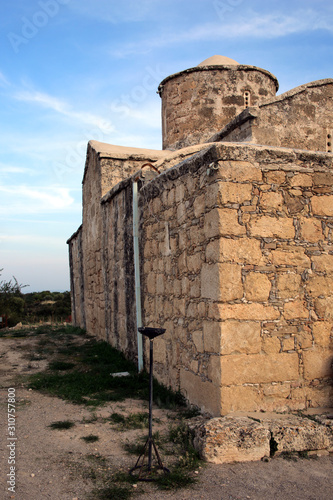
13,90,114,133
0,162,36,175
0,185,78,214
110,10,333,57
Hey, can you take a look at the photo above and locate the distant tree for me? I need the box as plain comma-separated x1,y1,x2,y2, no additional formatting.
0,269,27,324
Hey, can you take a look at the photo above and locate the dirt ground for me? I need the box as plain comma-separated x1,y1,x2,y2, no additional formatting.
1,331,332,500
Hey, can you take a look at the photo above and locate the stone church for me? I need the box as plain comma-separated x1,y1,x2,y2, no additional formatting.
68,55,333,416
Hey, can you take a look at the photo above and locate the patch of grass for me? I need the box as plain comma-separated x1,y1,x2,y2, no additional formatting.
0,328,33,338
25,326,189,412
123,441,146,455
81,434,99,443
109,412,148,430
86,453,107,464
90,484,133,500
179,405,201,419
155,468,197,490
49,420,75,430
298,450,309,459
48,360,75,371
168,422,201,470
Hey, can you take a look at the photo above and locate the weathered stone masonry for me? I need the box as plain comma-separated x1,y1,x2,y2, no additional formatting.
140,142,333,415
68,55,333,417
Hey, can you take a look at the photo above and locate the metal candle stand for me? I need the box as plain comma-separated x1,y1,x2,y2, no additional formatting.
129,327,170,481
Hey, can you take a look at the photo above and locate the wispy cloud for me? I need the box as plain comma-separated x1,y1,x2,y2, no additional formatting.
0,71,10,87
110,10,333,57
0,162,36,175
69,0,163,23
0,185,78,214
13,90,114,133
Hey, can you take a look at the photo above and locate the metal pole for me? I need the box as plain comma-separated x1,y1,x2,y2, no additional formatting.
148,338,153,470
133,180,143,372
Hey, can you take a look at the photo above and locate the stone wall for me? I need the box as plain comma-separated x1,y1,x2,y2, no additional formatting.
68,140,332,417
68,140,167,343
158,65,278,150
100,179,137,360
67,225,85,329
140,142,333,415
218,80,333,153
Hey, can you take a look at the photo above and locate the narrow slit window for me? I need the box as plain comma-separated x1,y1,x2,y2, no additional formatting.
244,91,250,108
327,130,332,152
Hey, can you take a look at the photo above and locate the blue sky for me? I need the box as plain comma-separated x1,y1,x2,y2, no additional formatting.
1,0,332,292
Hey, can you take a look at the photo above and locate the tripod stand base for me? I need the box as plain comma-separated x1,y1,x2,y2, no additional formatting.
129,436,170,481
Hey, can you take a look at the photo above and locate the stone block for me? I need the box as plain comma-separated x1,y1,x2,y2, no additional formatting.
304,385,333,408
265,171,286,184
179,369,221,415
154,339,167,363
276,273,301,299
190,279,201,298
187,302,198,318
193,194,206,218
201,263,243,301
156,274,164,295
220,321,261,355
303,350,333,380
187,252,203,273
217,161,262,182
249,216,295,239
146,273,156,294
284,300,309,320
221,352,299,385
209,302,280,321
290,173,313,187
259,192,284,211
313,172,333,186
208,355,221,383
312,254,333,274
192,330,204,352
263,383,291,398
307,276,333,297
244,272,271,302
204,208,245,238
271,248,311,268
178,251,187,273
203,321,222,352
311,195,333,216
173,298,186,316
192,416,270,463
175,183,185,203
315,296,333,320
177,201,186,222
264,415,333,454
221,386,263,414
282,336,295,351
206,237,262,265
312,321,333,347
262,336,281,354
300,218,323,242
219,182,253,204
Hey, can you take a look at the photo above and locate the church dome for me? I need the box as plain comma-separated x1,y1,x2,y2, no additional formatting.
197,55,240,66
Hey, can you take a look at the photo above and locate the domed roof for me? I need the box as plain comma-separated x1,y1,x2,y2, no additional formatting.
197,55,239,67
